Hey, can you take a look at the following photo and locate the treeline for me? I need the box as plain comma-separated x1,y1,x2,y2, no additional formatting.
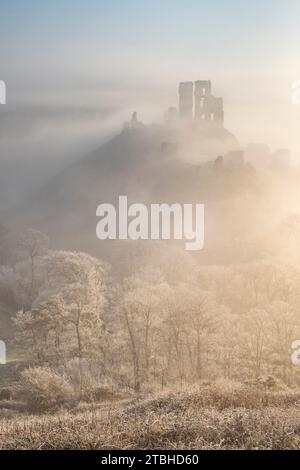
1,228,300,395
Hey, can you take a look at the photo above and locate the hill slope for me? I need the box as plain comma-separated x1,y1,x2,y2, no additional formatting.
5,122,243,258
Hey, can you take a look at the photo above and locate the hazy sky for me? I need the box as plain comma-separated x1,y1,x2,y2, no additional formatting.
1,0,300,156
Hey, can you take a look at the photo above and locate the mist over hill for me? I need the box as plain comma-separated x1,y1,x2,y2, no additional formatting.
3,115,246,257
0,105,124,212
2,68,299,275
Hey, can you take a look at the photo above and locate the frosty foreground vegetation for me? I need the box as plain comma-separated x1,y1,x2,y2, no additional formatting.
2,221,300,449
2,382,300,450
2,226,300,398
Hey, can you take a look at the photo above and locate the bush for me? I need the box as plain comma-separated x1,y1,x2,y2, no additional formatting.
0,388,12,400
20,367,73,411
81,383,118,402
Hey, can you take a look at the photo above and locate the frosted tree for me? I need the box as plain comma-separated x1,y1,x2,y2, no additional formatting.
117,267,169,392
163,284,220,384
16,229,49,308
239,308,270,380
267,301,300,384
14,250,108,392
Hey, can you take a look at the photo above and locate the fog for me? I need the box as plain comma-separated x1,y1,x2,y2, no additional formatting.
1,69,300,216
2,0,300,452
0,104,131,212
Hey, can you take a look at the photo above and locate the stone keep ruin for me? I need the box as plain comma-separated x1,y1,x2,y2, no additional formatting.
125,80,225,129
179,80,224,125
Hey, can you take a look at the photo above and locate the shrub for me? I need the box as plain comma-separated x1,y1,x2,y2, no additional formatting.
81,383,118,402
0,388,12,400
20,367,73,411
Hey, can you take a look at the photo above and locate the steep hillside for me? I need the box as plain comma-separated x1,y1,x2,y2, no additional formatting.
4,122,244,254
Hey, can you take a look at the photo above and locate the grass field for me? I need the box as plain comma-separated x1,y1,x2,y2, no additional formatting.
1,382,300,450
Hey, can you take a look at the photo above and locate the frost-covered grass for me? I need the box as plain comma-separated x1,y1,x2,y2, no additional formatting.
1,382,300,450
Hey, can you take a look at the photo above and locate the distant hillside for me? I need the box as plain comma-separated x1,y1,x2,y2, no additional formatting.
4,121,268,264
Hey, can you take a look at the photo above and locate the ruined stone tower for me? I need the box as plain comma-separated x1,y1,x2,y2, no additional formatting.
179,80,224,125
194,80,224,124
194,80,212,120
178,81,193,119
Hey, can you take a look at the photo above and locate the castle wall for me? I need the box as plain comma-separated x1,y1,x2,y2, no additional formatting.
179,81,193,119
179,80,224,125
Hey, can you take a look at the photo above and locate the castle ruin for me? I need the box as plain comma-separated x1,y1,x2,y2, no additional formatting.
178,81,193,119
179,80,224,125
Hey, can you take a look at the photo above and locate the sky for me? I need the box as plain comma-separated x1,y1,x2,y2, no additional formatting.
1,0,300,155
